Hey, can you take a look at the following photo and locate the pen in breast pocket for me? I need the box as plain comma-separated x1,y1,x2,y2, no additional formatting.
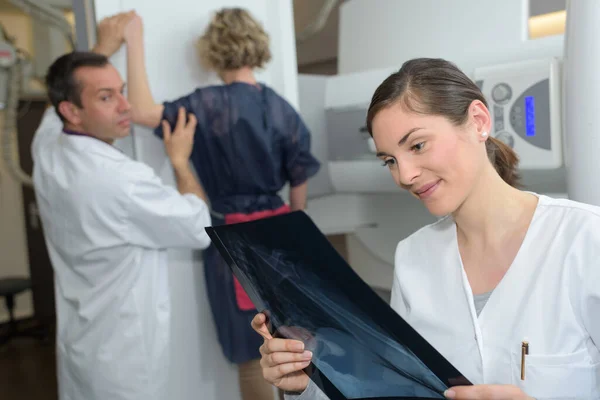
521,340,529,380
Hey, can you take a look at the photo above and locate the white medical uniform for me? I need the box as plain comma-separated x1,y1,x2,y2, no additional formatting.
31,108,212,400
288,194,600,400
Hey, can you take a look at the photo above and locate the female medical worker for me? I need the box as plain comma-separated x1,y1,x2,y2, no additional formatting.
251,58,600,400
122,8,321,400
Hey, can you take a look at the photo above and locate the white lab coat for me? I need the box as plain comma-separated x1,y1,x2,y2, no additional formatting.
31,108,212,400
289,193,600,400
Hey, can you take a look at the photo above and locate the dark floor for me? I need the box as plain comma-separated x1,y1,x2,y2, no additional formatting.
0,319,58,400
0,339,57,399
0,338,286,400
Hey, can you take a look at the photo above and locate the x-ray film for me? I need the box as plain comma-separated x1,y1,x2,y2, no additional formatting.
205,211,472,400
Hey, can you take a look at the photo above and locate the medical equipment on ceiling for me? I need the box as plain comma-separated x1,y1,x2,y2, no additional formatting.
0,0,75,187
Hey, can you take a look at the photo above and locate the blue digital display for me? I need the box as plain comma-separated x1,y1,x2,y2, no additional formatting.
525,96,535,137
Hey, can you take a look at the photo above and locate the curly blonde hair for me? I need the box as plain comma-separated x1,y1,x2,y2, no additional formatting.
197,8,272,72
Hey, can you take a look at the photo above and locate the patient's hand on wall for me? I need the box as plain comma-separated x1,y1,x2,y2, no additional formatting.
124,11,144,45
93,11,136,57
122,11,164,128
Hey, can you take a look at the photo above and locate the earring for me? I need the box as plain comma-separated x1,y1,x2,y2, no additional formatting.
481,131,488,138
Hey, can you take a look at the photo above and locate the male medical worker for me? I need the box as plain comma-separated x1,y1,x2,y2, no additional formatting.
31,12,211,400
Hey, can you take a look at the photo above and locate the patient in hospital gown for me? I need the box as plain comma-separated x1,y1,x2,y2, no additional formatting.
123,7,321,400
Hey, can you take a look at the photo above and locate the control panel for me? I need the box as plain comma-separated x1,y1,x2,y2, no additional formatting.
474,58,563,169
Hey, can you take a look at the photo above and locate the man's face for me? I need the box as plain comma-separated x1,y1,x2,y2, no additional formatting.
63,64,132,142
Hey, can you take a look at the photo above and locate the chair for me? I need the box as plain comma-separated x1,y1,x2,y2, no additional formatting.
0,277,49,346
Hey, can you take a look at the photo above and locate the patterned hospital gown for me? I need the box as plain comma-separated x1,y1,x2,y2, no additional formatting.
154,82,321,364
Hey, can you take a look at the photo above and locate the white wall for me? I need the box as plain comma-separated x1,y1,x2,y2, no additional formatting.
338,0,564,75
94,1,298,399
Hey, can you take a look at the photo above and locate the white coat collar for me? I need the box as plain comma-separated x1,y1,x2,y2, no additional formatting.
60,129,126,161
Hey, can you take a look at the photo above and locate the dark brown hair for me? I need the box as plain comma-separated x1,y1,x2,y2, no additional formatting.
46,51,110,122
366,58,521,188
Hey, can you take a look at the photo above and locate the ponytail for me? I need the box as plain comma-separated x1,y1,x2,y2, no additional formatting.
485,136,521,188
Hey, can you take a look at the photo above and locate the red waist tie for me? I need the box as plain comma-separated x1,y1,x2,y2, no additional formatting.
224,204,291,311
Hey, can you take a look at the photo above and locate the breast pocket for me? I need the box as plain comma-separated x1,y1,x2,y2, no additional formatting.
511,348,600,399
